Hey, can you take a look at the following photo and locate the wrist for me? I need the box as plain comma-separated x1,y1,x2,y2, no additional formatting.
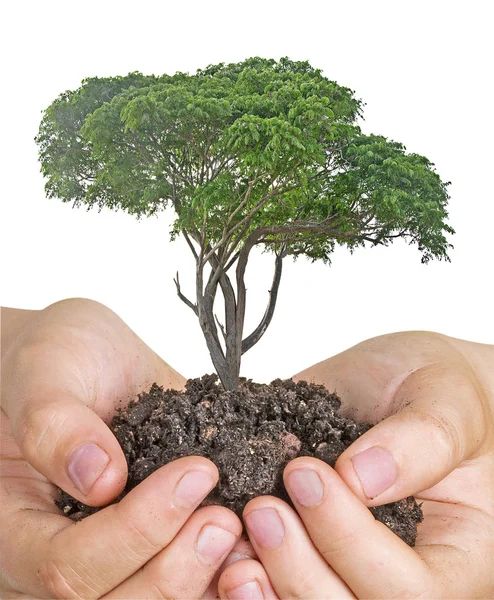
1,307,39,360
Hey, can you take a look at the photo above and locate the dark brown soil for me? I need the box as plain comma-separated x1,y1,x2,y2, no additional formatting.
57,374,423,546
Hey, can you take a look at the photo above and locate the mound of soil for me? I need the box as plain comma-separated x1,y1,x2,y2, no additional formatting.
57,374,423,546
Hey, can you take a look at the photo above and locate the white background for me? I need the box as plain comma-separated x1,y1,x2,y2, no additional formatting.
1,0,492,383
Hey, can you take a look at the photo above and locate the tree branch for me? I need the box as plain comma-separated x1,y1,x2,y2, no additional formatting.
241,253,284,355
189,228,237,353
202,163,305,266
235,217,353,337
201,177,276,265
224,173,268,230
182,230,199,260
214,313,227,342
256,231,330,248
210,156,237,180
173,271,198,315
224,177,331,264
223,249,241,272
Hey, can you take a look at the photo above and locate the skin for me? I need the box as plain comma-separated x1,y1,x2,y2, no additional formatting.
0,299,245,599
220,332,494,599
1,299,493,599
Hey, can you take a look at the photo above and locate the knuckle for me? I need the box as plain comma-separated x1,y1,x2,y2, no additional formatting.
149,582,175,599
318,528,361,563
19,399,68,461
144,559,199,600
46,297,102,311
412,407,463,463
2,340,42,394
283,571,318,599
113,506,164,560
9,339,50,372
45,298,119,324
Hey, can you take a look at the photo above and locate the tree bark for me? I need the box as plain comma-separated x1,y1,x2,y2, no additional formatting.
195,261,238,389
241,253,283,355
193,241,241,390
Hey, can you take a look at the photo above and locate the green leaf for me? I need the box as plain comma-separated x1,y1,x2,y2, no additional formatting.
36,58,453,263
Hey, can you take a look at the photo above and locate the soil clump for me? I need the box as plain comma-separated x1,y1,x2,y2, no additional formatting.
57,374,423,546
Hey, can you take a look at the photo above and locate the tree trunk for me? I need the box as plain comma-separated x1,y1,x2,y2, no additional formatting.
182,230,285,391
199,311,240,390
196,264,241,391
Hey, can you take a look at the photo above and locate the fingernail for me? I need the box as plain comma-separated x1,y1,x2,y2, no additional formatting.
244,508,284,549
227,581,263,600
174,470,215,508
287,468,324,507
222,551,253,569
68,443,110,495
352,446,397,499
196,525,237,563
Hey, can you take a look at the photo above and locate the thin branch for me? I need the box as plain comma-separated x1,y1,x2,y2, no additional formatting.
223,249,241,272
224,173,268,229
182,230,199,261
203,162,305,266
188,228,236,305
220,219,258,271
235,218,358,300
221,171,337,266
222,170,304,242
202,176,276,265
214,313,227,342
241,253,284,355
173,271,198,315
256,231,330,247
210,156,237,180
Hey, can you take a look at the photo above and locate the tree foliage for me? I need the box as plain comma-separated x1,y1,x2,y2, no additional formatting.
36,56,453,263
36,57,454,389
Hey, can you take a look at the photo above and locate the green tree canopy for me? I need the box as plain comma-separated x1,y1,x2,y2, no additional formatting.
36,57,454,389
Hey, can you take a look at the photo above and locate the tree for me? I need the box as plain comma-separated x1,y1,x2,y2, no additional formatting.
35,57,454,390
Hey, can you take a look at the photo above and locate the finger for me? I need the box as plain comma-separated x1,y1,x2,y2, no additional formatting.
1,340,128,505
243,497,356,599
334,360,487,505
283,457,432,599
104,505,241,599
2,457,218,599
218,559,279,600
203,536,258,599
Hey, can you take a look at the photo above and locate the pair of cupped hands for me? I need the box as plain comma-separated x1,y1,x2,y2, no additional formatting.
1,299,493,599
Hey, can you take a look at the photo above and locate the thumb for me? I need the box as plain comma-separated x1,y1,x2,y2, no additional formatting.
335,360,488,505
1,342,128,507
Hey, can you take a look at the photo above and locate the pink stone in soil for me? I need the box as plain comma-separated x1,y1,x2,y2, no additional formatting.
280,431,302,458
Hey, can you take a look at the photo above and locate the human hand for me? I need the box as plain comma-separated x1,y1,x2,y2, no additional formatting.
217,332,494,599
0,298,243,599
